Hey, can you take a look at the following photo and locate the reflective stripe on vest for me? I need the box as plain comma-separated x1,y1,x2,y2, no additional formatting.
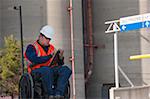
25,41,55,73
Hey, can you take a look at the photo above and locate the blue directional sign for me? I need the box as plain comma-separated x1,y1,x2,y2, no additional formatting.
120,22,143,32
120,13,150,32
120,14,143,32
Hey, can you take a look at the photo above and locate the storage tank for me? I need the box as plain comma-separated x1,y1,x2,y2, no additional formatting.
0,0,2,47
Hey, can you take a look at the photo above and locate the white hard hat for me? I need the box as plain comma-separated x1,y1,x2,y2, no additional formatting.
40,25,54,38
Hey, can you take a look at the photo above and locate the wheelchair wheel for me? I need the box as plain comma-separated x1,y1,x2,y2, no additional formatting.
64,81,70,99
19,73,34,99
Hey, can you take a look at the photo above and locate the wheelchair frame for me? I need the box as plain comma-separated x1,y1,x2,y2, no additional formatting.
19,72,70,99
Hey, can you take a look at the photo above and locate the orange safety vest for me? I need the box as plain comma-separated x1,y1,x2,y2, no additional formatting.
24,41,55,73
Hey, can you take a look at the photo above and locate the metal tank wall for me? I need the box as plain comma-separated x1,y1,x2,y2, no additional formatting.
0,0,2,47
46,0,85,98
86,0,145,98
73,0,85,98
1,0,20,39
0,1,1,32
0,0,47,45
1,0,85,98
140,0,150,85
21,0,47,44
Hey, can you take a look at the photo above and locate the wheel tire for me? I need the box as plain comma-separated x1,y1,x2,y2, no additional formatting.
19,73,34,99
64,81,70,99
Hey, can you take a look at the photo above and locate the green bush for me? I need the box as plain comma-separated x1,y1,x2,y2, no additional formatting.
0,35,21,95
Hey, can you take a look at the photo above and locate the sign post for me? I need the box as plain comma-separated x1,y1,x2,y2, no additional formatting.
113,23,120,88
105,20,120,88
114,32,119,88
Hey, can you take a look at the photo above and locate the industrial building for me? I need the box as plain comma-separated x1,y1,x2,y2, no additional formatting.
0,0,150,99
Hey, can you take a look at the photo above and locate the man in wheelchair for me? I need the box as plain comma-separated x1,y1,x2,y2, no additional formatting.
24,25,72,99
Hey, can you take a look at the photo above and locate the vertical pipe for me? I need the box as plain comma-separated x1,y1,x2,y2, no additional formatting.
85,0,94,82
114,32,119,88
82,0,89,97
19,6,24,74
88,0,93,68
82,0,88,80
68,0,76,98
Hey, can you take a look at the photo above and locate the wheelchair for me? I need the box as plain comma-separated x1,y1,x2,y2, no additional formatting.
19,72,70,99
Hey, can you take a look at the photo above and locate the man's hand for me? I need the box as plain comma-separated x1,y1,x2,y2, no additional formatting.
48,50,56,58
58,49,64,58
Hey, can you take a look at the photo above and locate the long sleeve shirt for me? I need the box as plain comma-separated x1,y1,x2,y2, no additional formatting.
25,42,64,67
25,44,52,66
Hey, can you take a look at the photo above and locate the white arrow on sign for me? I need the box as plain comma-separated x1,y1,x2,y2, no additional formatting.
122,25,126,30
145,21,150,27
